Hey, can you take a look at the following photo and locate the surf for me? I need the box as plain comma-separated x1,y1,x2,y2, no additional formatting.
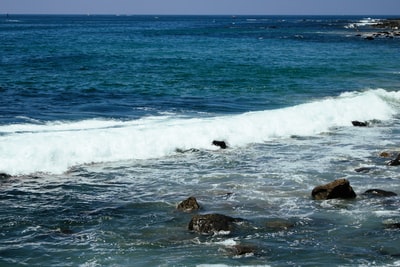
0,88,399,175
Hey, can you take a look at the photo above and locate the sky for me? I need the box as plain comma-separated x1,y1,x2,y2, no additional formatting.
1,0,399,16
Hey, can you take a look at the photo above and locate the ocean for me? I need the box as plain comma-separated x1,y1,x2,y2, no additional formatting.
1,15,400,266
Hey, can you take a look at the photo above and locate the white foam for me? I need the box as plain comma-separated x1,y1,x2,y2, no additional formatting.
1,89,399,175
345,17,381,29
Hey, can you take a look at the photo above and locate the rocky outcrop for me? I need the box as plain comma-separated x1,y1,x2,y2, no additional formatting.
362,189,397,197
177,196,200,212
188,213,237,235
312,179,357,200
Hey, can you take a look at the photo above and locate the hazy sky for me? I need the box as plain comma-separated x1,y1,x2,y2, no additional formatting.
1,0,399,15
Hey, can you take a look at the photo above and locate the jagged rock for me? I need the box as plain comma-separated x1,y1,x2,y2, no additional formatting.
212,140,227,149
312,179,357,200
352,120,368,127
363,189,397,197
387,153,400,166
177,196,200,212
188,213,236,234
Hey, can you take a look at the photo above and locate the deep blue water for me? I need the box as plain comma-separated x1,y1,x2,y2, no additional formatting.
1,15,400,266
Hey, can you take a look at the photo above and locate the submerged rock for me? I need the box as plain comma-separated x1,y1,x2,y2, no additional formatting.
363,189,397,197
177,196,200,212
265,219,295,231
188,213,236,235
312,179,357,200
212,140,228,149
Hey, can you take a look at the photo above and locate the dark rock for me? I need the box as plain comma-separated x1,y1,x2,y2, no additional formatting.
212,140,227,149
365,36,375,40
177,196,200,212
312,179,357,200
354,167,372,173
0,173,11,179
363,189,397,197
230,244,257,256
386,223,400,229
352,120,368,127
188,213,236,235
387,153,400,166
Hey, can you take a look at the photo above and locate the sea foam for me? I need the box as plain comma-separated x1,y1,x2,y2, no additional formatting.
0,89,399,175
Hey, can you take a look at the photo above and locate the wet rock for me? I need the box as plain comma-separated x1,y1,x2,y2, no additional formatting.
229,244,257,256
212,140,227,149
312,179,357,200
352,120,368,127
363,189,397,197
387,153,400,166
177,196,200,212
379,151,392,158
0,173,11,179
354,167,372,173
386,223,400,229
188,213,236,235
265,219,295,230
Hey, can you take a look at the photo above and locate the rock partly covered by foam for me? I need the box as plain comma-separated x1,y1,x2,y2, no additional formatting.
212,140,228,149
312,179,357,200
188,213,237,235
387,153,400,166
177,196,200,212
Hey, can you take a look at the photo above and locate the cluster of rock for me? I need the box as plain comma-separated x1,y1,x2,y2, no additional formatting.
311,178,397,200
355,18,400,40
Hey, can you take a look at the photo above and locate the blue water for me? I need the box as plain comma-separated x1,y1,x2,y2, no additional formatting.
1,15,400,266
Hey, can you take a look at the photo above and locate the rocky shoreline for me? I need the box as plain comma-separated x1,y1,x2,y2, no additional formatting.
355,18,400,40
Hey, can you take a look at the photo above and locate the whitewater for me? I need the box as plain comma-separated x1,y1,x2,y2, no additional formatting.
1,89,399,175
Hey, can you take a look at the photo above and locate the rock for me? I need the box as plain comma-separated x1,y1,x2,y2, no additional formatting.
212,140,227,149
229,244,257,256
387,153,400,166
0,173,11,179
312,179,357,200
354,167,372,173
379,151,392,158
265,219,294,230
188,213,236,235
363,189,397,197
385,223,400,229
177,196,200,212
352,120,368,127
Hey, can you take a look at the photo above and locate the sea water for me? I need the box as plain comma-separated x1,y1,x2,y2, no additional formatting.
0,15,400,266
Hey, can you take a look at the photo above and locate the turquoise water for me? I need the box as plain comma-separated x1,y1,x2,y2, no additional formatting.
1,15,400,266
